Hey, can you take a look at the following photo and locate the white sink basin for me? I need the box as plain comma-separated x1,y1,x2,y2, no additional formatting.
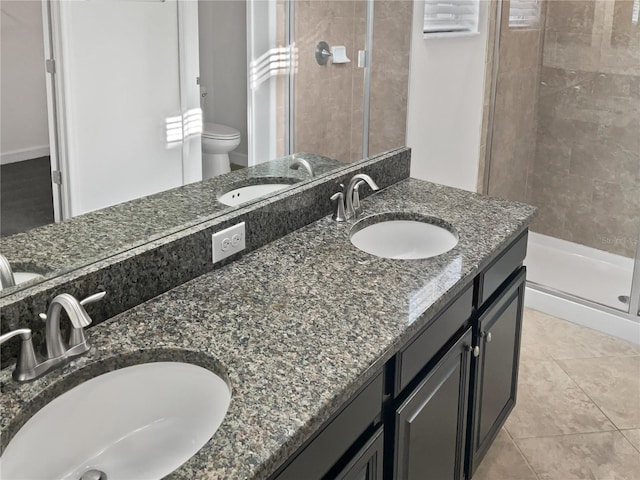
1,362,231,480
350,215,458,260
0,272,44,291
218,183,290,206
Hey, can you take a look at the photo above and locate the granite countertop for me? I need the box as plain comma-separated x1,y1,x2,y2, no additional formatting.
0,178,536,479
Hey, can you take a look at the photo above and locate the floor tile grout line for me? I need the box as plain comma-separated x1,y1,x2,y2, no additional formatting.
551,358,628,433
547,354,640,361
508,426,620,441
619,430,640,455
503,427,542,480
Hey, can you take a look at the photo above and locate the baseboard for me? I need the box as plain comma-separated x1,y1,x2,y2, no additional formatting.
1,146,50,165
229,151,248,168
525,285,640,345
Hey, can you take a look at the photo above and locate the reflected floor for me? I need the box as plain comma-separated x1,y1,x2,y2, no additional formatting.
0,156,54,237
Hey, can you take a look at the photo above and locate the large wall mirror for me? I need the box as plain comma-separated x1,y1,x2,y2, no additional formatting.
0,0,412,296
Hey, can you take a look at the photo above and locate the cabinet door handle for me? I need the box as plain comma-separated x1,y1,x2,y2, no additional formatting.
485,332,492,343
467,345,480,357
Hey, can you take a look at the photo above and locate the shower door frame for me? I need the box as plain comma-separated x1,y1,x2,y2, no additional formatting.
629,236,640,318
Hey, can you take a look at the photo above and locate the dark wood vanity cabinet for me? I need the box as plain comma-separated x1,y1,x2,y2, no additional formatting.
468,268,526,477
394,328,473,480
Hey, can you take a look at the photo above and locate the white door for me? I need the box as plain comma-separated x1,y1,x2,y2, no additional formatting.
50,0,186,217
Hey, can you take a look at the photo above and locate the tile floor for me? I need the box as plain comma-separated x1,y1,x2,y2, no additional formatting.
474,308,640,480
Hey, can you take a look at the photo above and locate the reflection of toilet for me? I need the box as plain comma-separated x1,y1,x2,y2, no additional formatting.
202,122,241,179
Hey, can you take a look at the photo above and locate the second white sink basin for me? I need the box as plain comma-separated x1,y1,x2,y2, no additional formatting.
218,183,291,206
350,214,458,260
1,361,231,480
0,272,44,291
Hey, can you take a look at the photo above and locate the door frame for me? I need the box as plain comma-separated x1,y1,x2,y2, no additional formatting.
41,0,68,222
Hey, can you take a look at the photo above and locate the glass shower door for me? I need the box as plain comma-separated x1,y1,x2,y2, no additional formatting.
486,0,640,314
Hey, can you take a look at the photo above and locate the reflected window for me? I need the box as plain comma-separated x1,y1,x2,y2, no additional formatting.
423,0,480,37
509,0,541,28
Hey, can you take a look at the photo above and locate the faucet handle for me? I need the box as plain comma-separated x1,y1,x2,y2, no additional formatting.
331,192,347,222
68,291,105,349
0,328,32,345
0,328,39,382
80,291,107,307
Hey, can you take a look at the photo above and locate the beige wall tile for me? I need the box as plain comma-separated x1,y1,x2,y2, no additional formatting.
368,0,412,158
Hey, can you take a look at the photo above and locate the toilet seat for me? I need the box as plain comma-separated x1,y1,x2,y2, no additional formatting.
202,122,240,140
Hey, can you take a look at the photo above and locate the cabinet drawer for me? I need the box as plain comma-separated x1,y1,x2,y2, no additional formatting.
273,372,384,480
479,231,528,305
396,285,473,395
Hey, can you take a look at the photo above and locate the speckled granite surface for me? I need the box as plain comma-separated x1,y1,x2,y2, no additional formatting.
0,149,411,367
0,177,536,479
0,153,344,297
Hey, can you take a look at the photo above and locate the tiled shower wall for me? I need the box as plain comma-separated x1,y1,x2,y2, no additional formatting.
294,0,411,163
486,0,639,258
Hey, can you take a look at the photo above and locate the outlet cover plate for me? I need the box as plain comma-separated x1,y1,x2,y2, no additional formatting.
212,222,246,263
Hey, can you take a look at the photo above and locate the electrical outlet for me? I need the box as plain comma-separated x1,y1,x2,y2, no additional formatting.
212,222,246,263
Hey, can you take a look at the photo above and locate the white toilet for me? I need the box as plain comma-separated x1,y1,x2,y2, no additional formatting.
201,122,241,179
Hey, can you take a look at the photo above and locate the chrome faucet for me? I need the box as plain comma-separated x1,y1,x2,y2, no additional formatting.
290,157,315,178
331,174,379,222
345,174,379,220
0,254,16,289
40,292,105,359
1,291,105,382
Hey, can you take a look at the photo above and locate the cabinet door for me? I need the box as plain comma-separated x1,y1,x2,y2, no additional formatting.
335,427,384,480
469,268,526,476
395,328,473,480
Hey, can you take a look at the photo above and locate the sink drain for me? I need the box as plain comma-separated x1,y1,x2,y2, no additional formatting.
619,295,630,305
80,469,107,480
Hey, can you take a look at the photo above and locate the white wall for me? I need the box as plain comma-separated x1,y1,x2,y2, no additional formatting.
198,0,248,158
406,0,489,192
0,0,50,164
